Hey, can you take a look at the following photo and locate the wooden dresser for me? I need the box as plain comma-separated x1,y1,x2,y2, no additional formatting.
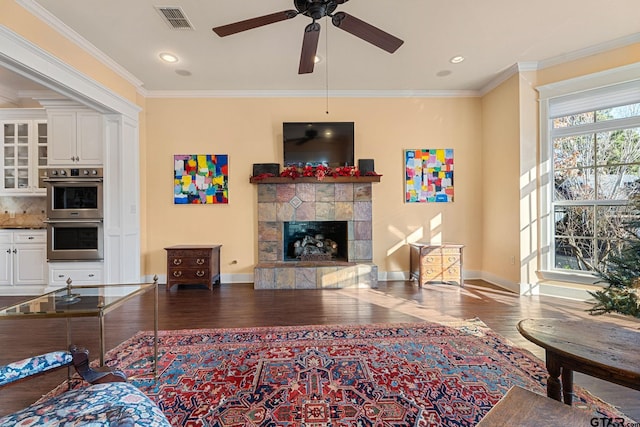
409,243,464,287
164,245,221,291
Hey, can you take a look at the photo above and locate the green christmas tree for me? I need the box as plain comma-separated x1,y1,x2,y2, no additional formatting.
588,195,640,318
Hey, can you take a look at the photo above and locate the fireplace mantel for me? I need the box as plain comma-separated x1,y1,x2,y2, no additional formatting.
249,176,381,184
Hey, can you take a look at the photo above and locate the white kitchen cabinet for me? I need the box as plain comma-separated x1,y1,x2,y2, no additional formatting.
0,230,47,287
0,108,48,195
0,233,11,285
49,261,104,286
48,110,103,166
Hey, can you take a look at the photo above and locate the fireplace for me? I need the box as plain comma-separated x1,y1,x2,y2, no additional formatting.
284,221,348,261
252,178,379,289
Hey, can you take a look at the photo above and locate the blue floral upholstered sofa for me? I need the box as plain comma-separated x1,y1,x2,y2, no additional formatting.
0,346,170,426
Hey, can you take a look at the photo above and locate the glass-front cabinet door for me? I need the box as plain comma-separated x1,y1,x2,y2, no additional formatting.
3,121,30,190
0,110,47,195
35,120,48,191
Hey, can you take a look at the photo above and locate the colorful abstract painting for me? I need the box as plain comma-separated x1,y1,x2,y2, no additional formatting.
174,154,228,204
405,149,454,203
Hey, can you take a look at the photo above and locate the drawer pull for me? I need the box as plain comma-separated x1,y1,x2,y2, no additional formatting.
196,270,205,277
173,271,183,278
28,236,34,240
173,259,183,266
196,258,205,265
88,274,95,278
58,274,65,278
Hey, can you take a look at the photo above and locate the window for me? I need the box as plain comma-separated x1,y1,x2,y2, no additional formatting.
540,70,640,277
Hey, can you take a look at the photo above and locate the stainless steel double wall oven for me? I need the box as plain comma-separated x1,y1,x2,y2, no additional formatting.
43,168,104,261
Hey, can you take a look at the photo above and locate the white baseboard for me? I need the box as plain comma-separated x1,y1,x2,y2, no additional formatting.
141,270,600,302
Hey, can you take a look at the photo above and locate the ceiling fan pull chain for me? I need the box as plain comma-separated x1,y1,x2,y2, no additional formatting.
325,14,330,115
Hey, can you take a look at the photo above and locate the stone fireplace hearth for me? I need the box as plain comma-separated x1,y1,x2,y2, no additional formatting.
252,177,379,289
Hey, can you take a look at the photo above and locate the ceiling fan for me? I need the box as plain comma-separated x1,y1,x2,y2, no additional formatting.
212,0,404,74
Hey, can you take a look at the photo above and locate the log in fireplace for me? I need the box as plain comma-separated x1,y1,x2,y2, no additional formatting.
284,221,348,261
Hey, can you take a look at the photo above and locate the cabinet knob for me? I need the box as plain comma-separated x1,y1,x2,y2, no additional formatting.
196,270,205,277
12,249,17,254
173,259,183,265
28,236,34,240
5,249,10,254
196,258,205,265
172,271,182,277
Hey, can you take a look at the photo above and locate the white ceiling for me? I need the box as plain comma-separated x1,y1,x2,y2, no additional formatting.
8,0,640,94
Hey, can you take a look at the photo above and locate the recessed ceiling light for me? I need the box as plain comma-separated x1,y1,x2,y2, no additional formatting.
159,52,179,63
449,55,465,64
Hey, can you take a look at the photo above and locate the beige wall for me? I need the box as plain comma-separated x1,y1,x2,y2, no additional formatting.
4,1,640,288
481,75,521,285
144,97,483,278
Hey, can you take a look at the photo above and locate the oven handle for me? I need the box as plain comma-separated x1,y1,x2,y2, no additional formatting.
43,219,103,224
43,178,103,183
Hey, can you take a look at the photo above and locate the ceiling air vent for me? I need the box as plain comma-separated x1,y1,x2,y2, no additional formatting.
155,6,194,30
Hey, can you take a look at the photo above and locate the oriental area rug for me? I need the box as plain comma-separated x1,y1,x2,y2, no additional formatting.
62,320,632,426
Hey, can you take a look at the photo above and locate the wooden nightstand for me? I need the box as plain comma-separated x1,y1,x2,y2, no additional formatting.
409,243,464,287
165,245,221,291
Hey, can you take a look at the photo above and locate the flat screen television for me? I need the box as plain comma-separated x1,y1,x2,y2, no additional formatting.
283,122,354,168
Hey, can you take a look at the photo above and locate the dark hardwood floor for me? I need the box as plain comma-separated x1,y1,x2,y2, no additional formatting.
1,280,639,420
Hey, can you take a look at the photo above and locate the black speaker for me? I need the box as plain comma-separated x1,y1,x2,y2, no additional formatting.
252,163,280,176
358,159,375,174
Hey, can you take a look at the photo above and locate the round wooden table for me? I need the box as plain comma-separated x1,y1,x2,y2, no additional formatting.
517,318,640,405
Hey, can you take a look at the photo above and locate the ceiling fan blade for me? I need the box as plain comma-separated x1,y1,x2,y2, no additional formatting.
331,12,403,53
212,10,298,37
298,22,321,74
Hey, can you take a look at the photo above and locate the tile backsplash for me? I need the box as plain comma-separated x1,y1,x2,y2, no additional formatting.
0,196,46,228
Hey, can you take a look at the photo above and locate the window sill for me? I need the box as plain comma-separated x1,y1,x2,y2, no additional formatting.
537,270,604,286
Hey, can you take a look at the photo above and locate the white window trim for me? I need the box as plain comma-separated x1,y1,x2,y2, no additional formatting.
537,62,640,283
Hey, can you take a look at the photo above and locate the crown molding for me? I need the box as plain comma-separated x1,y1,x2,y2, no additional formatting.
537,32,640,70
16,0,144,91
18,89,60,99
143,89,482,99
480,33,640,95
480,62,539,96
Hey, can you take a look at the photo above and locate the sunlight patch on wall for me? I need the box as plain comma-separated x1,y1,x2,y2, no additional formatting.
430,213,443,244
386,227,424,257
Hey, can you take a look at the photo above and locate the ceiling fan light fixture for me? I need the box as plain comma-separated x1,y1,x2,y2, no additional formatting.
159,52,179,63
449,55,465,64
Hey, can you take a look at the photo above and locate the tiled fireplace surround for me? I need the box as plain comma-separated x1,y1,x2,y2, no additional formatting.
253,179,378,289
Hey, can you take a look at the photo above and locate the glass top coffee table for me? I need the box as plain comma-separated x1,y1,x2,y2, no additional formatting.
0,278,158,378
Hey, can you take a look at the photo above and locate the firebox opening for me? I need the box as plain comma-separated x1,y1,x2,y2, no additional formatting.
284,221,348,261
